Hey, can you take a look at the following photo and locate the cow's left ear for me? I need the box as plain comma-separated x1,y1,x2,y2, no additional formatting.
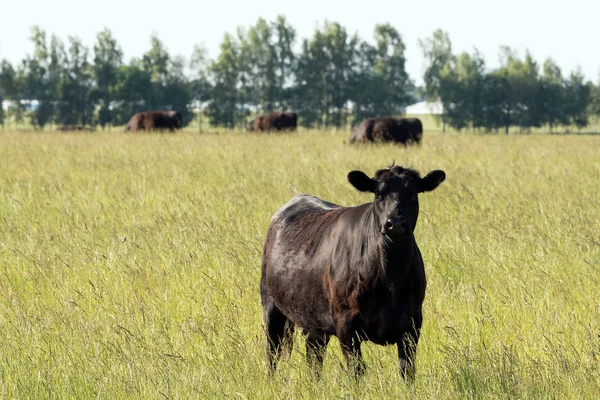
348,170,378,193
419,170,446,192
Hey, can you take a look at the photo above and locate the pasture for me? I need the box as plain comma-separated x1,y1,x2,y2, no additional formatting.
0,129,598,398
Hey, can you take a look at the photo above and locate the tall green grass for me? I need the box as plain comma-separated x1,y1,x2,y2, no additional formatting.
0,130,598,398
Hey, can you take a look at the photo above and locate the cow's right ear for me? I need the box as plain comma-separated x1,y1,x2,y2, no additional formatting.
419,170,446,192
348,171,377,193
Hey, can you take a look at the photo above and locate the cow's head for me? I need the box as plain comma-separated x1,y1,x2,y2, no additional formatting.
348,163,445,241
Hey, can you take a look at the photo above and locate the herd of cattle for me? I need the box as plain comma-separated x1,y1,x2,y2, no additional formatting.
54,109,424,146
118,109,435,379
246,111,424,146
55,108,435,380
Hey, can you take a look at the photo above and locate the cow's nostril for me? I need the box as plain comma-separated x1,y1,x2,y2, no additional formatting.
384,219,394,231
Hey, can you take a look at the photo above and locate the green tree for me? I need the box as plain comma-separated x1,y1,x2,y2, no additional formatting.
481,72,510,132
295,38,323,127
540,58,567,132
349,40,379,123
437,52,477,131
56,37,94,126
206,33,242,128
143,34,170,85
162,54,193,125
428,49,489,132
350,25,413,125
494,48,542,133
271,16,297,109
189,44,210,131
371,24,413,115
0,90,4,127
235,17,297,116
563,68,591,129
22,26,63,129
113,60,153,125
139,34,192,124
1,61,26,124
92,28,123,128
238,18,277,112
142,33,170,108
591,76,600,119
0,60,18,99
460,50,487,130
519,52,543,130
0,60,17,127
375,24,414,114
419,29,453,131
296,21,359,128
437,64,461,130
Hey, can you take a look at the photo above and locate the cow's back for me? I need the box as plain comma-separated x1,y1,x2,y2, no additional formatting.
262,194,344,331
372,118,397,141
267,194,342,256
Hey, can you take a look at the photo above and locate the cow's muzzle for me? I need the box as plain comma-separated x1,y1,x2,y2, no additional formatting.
381,218,408,239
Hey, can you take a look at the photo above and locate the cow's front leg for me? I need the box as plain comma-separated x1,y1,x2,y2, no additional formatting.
337,317,365,377
397,311,422,381
305,332,330,378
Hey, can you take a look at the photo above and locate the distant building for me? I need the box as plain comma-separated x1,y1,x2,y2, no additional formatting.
404,100,443,115
2,99,40,112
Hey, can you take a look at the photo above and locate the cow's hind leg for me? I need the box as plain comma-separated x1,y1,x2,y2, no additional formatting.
264,301,294,376
397,311,423,381
305,332,330,378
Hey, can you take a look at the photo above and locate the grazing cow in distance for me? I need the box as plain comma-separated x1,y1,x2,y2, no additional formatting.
260,163,446,379
125,110,183,132
249,111,298,132
349,117,423,146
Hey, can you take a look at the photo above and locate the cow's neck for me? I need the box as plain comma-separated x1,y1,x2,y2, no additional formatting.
347,204,413,294
380,236,414,271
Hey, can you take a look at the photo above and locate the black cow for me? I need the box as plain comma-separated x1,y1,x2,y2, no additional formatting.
249,112,298,132
260,163,446,379
125,110,183,132
349,117,423,146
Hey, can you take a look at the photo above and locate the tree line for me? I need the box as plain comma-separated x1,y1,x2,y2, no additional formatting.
1,18,599,132
420,30,600,133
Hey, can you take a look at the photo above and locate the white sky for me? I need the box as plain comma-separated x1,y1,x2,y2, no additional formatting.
0,0,598,85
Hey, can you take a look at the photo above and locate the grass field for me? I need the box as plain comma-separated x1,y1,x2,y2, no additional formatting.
0,129,599,398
